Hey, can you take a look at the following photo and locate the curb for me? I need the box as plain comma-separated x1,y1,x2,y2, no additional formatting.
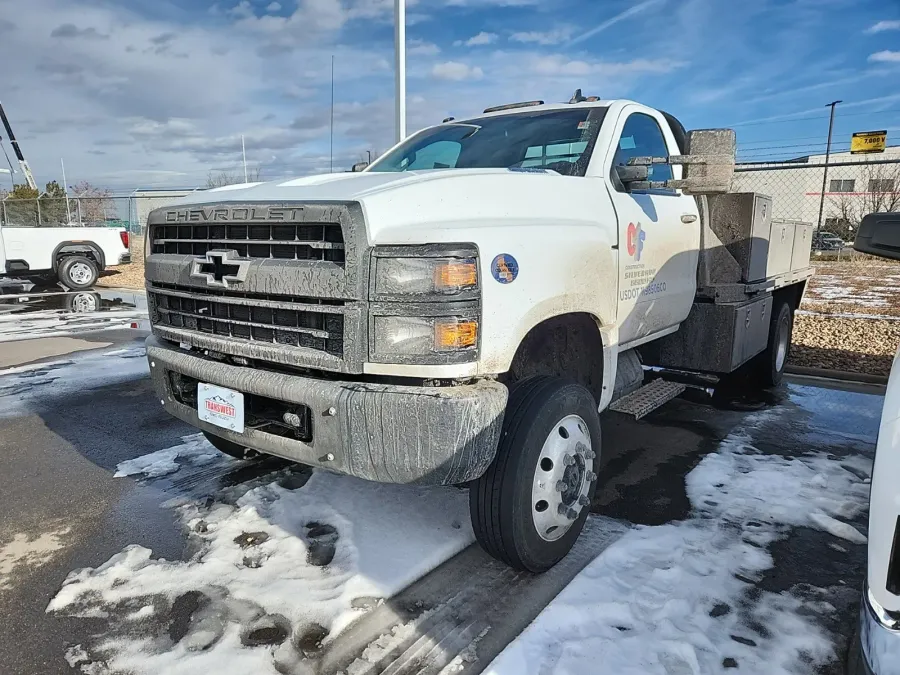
785,364,888,386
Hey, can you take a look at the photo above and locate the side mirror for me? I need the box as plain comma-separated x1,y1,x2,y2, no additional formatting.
626,128,736,195
614,164,649,190
854,213,900,260
351,162,369,173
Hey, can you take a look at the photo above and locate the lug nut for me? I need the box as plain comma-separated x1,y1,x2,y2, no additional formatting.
563,454,575,467
578,495,591,506
557,503,569,516
565,508,578,521
587,471,598,483
555,480,567,492
576,441,589,453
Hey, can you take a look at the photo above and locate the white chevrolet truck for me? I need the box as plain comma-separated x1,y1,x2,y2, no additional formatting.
0,222,131,289
144,97,814,572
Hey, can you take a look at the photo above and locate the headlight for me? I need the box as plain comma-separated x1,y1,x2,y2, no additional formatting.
374,256,478,298
373,316,478,358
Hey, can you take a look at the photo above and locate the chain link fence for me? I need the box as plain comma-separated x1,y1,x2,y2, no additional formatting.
733,155,900,240
0,196,132,229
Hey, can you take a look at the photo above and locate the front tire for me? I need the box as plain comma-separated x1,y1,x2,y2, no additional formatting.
202,431,260,461
58,256,99,290
470,376,601,572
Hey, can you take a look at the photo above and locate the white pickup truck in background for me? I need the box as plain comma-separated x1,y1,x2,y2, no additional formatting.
143,95,815,572
0,222,131,290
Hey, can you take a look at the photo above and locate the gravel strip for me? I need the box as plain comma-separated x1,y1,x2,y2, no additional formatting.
791,314,900,377
98,240,145,289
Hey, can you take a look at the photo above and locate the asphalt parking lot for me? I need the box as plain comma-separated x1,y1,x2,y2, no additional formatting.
0,331,883,674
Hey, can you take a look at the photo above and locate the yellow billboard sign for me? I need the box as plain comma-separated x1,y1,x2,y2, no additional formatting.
851,130,887,154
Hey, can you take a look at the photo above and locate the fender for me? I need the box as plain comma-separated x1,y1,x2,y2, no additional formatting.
52,241,105,271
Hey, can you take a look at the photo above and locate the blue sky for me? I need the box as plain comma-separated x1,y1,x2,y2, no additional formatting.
0,0,898,190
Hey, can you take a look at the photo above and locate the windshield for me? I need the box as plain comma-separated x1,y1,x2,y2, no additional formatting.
369,107,607,177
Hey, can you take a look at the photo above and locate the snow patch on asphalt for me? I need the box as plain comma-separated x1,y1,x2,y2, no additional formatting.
0,346,148,418
114,434,220,478
487,422,872,675
49,435,474,674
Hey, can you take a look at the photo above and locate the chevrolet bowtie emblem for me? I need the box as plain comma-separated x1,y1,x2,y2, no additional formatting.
190,250,251,288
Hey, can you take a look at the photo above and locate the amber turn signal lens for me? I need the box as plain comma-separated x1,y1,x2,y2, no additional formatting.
434,261,477,291
434,320,478,350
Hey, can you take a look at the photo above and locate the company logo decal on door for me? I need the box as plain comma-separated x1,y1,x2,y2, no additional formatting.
626,222,646,261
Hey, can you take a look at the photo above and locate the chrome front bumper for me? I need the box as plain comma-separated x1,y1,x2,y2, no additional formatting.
859,584,900,674
146,336,508,485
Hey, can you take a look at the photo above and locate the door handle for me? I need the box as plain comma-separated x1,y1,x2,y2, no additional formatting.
681,214,697,224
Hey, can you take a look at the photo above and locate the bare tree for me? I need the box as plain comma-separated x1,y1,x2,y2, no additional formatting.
206,168,262,189
70,180,114,225
828,163,900,238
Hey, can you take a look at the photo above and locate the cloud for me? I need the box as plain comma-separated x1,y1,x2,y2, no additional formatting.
509,27,575,46
49,23,109,40
431,61,485,81
455,31,499,47
266,1,281,10
530,54,683,77
570,0,662,45
869,50,900,63
865,20,900,33
444,0,538,5
150,32,176,45
408,39,441,56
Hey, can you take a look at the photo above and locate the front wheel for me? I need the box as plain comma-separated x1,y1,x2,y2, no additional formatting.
469,376,601,572
57,256,99,290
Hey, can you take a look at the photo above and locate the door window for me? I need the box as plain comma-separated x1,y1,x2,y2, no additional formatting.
611,113,674,193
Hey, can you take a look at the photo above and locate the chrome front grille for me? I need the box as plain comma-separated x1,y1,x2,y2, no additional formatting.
150,222,345,263
149,283,344,357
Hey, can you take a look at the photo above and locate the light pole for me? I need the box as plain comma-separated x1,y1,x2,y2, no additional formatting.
394,0,407,143
816,100,842,232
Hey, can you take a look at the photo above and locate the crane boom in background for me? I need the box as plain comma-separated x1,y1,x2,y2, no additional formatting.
0,100,37,191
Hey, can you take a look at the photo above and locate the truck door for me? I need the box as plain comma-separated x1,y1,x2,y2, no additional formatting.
603,107,700,346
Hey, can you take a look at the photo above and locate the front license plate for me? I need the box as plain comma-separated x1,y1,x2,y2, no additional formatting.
198,383,245,433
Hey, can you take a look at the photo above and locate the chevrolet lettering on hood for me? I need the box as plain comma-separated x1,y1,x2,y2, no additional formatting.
164,205,306,223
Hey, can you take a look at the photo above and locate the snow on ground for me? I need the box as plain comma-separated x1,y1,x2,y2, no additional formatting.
486,414,872,675
0,345,148,418
48,433,474,675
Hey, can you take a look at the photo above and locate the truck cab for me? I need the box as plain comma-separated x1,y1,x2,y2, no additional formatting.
144,97,812,572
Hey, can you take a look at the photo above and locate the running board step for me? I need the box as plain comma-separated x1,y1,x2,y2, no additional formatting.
608,379,686,419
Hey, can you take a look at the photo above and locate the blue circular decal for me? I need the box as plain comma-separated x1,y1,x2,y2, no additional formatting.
491,254,519,284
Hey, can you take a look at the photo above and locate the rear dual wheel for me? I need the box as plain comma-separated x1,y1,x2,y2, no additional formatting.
470,377,601,573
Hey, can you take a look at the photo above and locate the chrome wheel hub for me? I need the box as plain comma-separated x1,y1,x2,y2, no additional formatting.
69,262,93,285
70,293,98,313
531,414,596,542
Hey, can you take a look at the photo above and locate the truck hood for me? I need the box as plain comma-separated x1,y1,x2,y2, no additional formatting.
172,168,601,244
